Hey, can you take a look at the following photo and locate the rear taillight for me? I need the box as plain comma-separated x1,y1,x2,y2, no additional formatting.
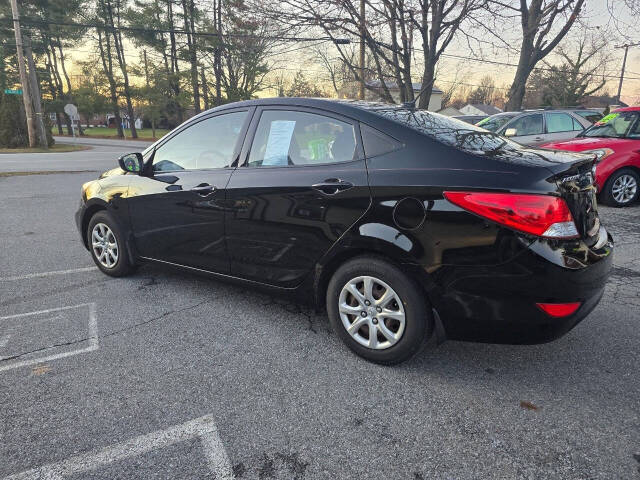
443,191,579,239
536,302,581,317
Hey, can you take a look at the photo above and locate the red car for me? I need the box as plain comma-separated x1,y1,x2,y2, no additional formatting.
541,106,640,207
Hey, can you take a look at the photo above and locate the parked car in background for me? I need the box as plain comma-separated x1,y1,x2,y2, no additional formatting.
572,109,604,124
475,112,519,131
76,98,612,364
541,107,640,207
452,114,487,125
479,109,593,146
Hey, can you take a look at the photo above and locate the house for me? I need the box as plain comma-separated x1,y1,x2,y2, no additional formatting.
437,106,463,117
364,80,443,111
459,104,502,116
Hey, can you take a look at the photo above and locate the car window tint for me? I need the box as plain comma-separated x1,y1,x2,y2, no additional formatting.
152,111,247,172
508,114,543,136
247,110,356,167
360,123,402,158
546,113,575,133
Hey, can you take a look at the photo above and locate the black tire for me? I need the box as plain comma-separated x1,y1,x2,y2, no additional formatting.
326,256,432,365
601,168,640,207
87,211,135,277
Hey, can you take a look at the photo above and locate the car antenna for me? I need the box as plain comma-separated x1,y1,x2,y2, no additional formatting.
402,79,435,110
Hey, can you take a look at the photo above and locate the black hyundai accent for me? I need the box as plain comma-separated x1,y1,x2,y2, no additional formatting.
76,98,613,364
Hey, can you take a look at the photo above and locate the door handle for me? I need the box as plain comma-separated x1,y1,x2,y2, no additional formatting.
312,178,354,195
191,183,216,196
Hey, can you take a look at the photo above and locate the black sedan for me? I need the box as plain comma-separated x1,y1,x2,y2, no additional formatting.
76,98,613,364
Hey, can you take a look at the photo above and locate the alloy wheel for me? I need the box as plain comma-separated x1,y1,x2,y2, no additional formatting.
91,223,119,269
612,174,638,204
338,275,406,350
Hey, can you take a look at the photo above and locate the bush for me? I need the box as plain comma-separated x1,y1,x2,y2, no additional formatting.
0,94,29,148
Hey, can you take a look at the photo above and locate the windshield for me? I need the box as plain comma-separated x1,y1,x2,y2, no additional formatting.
476,114,517,132
580,111,640,138
373,108,523,154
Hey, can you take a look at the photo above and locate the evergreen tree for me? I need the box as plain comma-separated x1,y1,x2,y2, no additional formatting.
0,94,29,148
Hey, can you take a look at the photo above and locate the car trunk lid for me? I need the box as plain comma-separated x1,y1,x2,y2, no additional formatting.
543,152,601,245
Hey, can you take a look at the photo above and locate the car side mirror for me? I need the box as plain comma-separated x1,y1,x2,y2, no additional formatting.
118,152,144,174
504,128,517,137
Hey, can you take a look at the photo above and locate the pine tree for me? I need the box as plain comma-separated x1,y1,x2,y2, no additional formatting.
0,94,29,148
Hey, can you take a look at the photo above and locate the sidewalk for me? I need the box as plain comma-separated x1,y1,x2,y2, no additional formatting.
54,136,155,150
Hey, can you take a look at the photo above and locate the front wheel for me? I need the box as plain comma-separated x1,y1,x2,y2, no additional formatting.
602,168,639,207
326,256,432,364
87,211,135,277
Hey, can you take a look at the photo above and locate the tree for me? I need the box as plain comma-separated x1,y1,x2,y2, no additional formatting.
523,36,607,107
283,71,329,97
0,94,28,148
466,75,496,105
96,0,138,138
497,0,586,111
265,0,488,108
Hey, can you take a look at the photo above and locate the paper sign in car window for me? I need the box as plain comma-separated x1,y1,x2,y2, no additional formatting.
596,113,619,125
263,120,296,165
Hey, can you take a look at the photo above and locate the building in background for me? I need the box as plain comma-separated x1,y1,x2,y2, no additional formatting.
437,106,463,116
459,104,502,116
364,80,443,111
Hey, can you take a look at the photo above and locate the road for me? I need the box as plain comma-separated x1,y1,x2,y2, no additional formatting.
1,142,639,479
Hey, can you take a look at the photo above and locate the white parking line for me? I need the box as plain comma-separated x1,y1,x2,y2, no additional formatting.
0,303,98,373
3,415,233,480
0,267,97,282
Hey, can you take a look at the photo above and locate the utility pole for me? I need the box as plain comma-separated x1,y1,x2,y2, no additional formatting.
143,49,150,87
9,0,36,148
616,43,640,105
359,0,365,100
24,35,48,149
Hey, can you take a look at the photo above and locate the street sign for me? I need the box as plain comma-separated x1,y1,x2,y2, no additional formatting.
64,103,79,118
4,89,22,95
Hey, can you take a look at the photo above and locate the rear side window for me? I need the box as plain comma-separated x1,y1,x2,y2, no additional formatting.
546,113,575,133
360,123,403,158
152,111,247,172
507,114,543,136
247,110,357,167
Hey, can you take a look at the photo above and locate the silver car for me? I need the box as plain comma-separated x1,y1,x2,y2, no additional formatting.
477,110,597,146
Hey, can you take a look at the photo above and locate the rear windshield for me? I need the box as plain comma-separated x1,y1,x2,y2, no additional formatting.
373,108,522,154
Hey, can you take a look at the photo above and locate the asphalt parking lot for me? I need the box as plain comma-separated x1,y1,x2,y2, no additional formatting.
1,142,639,479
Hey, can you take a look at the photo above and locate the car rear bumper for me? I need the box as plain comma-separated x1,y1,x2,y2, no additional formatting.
426,234,613,344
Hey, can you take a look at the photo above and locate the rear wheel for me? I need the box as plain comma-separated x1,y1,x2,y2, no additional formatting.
88,211,135,277
326,256,432,364
602,168,639,207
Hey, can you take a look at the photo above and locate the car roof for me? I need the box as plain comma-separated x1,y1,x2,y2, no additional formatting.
613,106,640,112
209,97,407,115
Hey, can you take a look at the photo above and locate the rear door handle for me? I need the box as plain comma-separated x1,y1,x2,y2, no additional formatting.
312,178,354,195
191,184,216,196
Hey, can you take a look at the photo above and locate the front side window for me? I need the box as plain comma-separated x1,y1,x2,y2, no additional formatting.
581,111,639,138
247,110,357,167
546,113,575,133
152,111,247,172
506,114,543,136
